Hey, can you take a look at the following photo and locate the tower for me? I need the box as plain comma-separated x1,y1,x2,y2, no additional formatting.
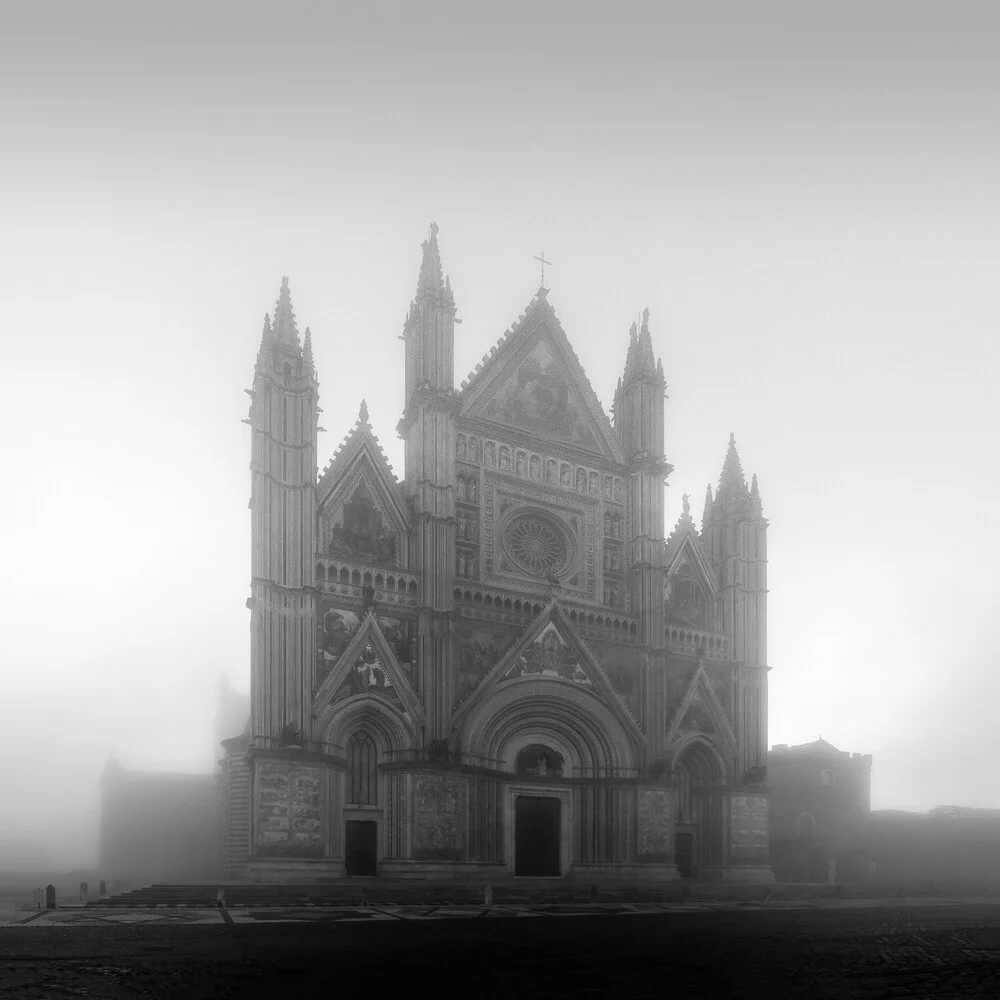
398,223,459,739
246,279,319,741
703,435,768,775
613,310,671,648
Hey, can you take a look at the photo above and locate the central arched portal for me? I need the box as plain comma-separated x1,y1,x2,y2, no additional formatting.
673,741,726,878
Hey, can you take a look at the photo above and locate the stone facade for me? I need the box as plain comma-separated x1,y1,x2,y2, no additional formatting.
223,225,773,882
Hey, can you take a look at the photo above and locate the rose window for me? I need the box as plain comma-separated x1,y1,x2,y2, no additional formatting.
503,511,571,578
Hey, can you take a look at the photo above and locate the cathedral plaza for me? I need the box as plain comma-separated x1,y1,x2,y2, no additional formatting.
220,225,771,885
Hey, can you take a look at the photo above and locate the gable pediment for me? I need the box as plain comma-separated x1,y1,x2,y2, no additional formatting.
459,294,624,463
311,611,423,724
317,435,408,567
665,663,736,756
452,600,644,745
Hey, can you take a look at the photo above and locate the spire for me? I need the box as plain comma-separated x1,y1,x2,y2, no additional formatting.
702,483,714,532
717,432,749,502
415,222,447,300
636,307,656,376
302,326,314,372
272,277,301,349
358,399,369,426
749,473,763,518
621,309,658,386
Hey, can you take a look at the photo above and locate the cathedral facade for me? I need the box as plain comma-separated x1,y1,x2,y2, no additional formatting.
221,226,771,882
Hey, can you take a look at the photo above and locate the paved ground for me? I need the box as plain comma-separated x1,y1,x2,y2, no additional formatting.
2,899,1000,997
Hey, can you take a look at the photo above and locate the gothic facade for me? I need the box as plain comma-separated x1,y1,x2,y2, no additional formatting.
221,225,772,881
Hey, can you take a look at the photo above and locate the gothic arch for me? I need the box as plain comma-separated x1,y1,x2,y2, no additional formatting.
458,683,637,772
317,695,415,755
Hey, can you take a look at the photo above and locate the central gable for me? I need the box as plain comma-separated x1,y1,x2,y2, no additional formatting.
459,292,624,463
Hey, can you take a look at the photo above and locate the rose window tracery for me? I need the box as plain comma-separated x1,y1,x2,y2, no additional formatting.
503,511,571,578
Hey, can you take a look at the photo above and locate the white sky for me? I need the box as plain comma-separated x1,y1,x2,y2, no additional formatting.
2,1,998,867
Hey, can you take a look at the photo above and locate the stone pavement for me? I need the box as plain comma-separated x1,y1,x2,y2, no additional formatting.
3,893,997,927
3,901,1000,997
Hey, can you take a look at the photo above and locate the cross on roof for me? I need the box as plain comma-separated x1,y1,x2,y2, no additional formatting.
533,251,552,289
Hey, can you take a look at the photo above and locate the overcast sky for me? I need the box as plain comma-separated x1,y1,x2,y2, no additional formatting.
2,1,998,867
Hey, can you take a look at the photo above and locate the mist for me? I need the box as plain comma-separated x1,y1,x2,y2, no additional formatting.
1,1,997,869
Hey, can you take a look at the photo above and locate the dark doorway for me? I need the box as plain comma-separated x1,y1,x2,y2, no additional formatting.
345,820,378,876
515,795,560,876
675,832,694,878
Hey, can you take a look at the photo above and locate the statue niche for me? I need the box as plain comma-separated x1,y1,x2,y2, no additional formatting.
328,481,397,567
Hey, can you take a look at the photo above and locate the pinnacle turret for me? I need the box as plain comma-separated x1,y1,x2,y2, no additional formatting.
272,277,301,349
620,308,662,388
412,222,454,309
302,326,314,372
358,399,369,426
702,483,714,533
749,473,763,518
716,433,749,503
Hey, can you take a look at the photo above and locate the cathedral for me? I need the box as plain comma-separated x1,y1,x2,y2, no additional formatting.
221,225,771,883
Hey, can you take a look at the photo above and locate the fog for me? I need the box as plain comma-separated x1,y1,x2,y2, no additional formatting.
1,1,997,869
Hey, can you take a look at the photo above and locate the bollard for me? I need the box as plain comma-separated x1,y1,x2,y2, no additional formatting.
45,885,56,909
99,880,106,898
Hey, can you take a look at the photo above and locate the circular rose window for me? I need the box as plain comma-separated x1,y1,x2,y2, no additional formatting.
503,510,572,578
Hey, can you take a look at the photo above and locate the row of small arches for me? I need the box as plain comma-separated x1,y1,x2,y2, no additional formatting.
316,563,418,595
665,626,725,654
452,587,637,634
456,434,623,501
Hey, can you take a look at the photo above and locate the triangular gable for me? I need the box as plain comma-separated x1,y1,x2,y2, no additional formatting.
458,291,625,463
453,599,644,745
663,513,718,601
665,662,736,755
318,405,409,563
311,612,424,724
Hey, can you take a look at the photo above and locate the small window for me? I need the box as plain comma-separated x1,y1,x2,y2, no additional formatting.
820,769,835,787
796,812,816,839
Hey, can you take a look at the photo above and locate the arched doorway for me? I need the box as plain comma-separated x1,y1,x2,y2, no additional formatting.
673,741,726,878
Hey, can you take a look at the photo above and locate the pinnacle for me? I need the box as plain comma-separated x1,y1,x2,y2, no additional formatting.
416,222,445,297
271,276,301,348
359,399,369,425
622,310,657,386
702,483,714,532
303,326,314,370
716,433,750,502
749,473,763,517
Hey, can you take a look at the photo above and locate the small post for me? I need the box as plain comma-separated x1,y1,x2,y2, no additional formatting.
99,880,106,898
45,884,56,909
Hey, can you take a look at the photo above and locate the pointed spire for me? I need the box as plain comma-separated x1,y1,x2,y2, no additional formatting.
636,307,656,375
749,473,763,517
702,483,714,531
717,433,750,502
622,310,657,386
302,326,314,371
416,222,445,298
358,399,369,426
272,277,301,349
